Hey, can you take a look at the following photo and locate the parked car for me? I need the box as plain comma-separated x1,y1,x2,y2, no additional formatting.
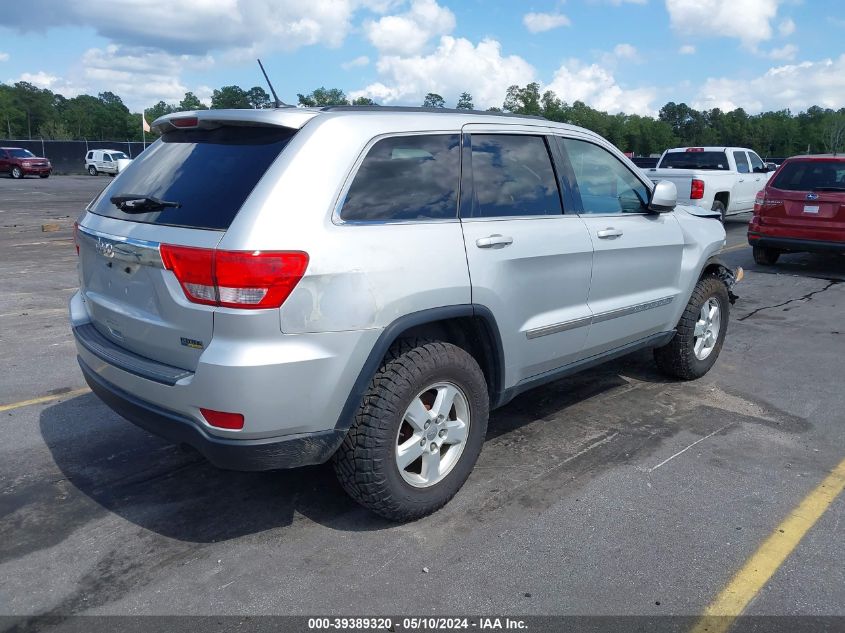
749,155,845,265
0,147,52,179
647,147,776,221
85,149,133,176
70,107,740,521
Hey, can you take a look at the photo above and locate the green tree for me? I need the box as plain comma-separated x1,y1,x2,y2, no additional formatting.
178,92,207,111
502,83,542,115
145,100,177,125
12,81,54,139
297,87,350,107
422,93,445,108
456,92,474,110
246,86,271,109
351,96,377,106
0,84,24,138
211,85,251,109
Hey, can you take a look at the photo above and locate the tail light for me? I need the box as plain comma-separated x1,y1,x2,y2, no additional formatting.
160,245,308,309
690,179,705,200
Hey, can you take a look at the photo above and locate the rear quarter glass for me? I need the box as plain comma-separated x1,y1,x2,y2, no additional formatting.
88,126,296,230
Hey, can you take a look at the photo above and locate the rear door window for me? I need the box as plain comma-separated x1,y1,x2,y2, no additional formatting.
339,134,460,222
89,126,296,230
468,134,562,218
733,151,750,174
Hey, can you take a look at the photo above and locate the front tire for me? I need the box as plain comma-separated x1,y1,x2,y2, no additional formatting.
10,166,22,179
39,173,49,179
333,339,489,521
752,245,780,265
654,276,730,380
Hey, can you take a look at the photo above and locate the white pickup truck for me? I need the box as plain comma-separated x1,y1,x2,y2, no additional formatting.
647,147,776,220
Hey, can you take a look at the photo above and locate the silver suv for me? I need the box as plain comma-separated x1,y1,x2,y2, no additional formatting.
70,107,740,521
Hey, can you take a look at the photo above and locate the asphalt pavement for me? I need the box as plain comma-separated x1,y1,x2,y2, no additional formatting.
0,177,842,627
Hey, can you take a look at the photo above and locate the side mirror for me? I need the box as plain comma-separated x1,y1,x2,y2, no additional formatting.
765,162,778,172
649,180,677,213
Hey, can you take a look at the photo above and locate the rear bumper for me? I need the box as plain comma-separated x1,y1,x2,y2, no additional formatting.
748,232,845,254
79,357,346,470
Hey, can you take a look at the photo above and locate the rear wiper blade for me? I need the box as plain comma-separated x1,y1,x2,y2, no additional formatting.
110,194,181,213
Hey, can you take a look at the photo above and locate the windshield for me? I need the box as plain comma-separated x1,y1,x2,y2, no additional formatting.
659,151,729,170
8,149,36,159
771,160,845,192
88,125,296,230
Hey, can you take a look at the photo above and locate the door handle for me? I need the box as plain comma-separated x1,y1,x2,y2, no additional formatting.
596,228,623,239
476,234,513,248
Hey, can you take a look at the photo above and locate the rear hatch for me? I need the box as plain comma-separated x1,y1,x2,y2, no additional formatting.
76,114,302,372
761,159,845,236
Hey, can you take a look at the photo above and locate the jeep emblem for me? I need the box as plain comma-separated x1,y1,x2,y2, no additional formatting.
95,239,115,258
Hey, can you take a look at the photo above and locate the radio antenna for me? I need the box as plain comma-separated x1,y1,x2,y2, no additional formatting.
257,59,288,108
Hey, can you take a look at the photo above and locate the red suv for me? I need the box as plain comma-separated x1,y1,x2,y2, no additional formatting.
749,155,845,265
0,147,52,179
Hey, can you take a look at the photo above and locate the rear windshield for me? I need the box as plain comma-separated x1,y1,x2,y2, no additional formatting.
771,160,845,192
89,126,296,230
658,151,729,170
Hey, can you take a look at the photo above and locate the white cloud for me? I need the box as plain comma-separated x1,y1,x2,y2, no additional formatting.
545,60,657,115
778,18,795,36
666,0,782,48
16,71,59,89
12,71,84,97
341,55,370,69
679,44,696,55
767,43,798,60
3,0,370,55
364,0,455,55
523,12,571,33
693,55,845,112
613,43,639,60
0,52,9,62
80,45,214,110
351,36,535,109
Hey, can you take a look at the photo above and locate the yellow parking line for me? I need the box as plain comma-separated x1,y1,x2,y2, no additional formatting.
691,457,845,633
0,387,90,413
721,243,748,253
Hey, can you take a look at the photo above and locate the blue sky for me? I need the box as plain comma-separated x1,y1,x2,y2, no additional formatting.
1,0,844,115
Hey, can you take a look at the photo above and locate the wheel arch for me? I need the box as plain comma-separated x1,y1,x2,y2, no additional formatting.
714,191,730,210
333,305,506,432
699,254,740,303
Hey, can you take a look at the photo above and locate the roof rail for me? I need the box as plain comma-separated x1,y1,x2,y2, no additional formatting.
320,105,547,120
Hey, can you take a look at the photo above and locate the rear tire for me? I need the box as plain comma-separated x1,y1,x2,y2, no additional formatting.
87,165,98,176
333,339,489,521
712,200,726,223
752,245,780,265
654,276,730,380
10,166,22,179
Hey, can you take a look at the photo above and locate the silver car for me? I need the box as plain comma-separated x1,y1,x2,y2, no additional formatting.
70,107,739,520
